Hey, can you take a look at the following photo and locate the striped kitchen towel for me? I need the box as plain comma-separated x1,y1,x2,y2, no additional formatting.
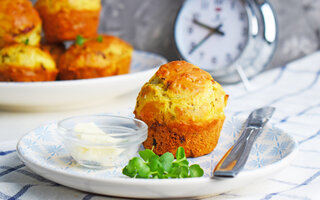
1,51,320,199
0,141,121,200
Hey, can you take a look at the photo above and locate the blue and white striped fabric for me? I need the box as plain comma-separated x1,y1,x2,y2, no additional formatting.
1,51,320,200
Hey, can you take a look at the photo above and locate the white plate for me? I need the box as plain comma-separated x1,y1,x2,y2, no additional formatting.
0,51,167,111
16,116,297,199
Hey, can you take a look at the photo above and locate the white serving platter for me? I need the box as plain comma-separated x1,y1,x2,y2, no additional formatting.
0,50,167,111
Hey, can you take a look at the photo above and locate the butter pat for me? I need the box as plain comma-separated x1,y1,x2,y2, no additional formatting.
58,114,147,169
74,122,119,144
70,122,124,168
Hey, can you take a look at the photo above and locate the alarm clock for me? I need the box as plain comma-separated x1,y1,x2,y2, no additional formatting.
174,0,278,83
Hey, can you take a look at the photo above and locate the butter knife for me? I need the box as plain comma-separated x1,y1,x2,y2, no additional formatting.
213,106,275,177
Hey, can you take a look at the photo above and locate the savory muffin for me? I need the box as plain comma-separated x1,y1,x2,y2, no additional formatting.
40,42,66,66
0,44,58,82
58,35,133,80
0,0,42,48
35,0,101,42
134,61,228,157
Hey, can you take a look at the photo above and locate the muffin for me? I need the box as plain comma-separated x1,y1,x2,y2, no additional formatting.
58,35,133,80
40,42,66,66
0,0,42,48
0,44,58,82
134,61,228,157
35,0,101,42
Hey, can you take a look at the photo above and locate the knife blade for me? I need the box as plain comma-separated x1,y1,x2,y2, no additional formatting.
213,106,275,178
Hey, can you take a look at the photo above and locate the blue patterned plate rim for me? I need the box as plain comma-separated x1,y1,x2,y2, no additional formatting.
16,116,298,185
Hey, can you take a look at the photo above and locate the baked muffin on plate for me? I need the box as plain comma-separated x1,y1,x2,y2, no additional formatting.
58,35,133,80
0,0,42,48
40,42,66,66
134,61,228,158
35,0,101,42
0,44,58,82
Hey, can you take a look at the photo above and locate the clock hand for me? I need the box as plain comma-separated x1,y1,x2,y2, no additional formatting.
188,24,224,55
192,19,225,36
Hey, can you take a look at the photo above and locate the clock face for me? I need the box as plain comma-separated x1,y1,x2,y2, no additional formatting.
174,0,249,71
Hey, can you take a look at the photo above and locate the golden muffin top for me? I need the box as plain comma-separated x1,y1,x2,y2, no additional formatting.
134,61,228,124
0,44,56,71
35,0,101,13
0,0,42,47
59,35,133,69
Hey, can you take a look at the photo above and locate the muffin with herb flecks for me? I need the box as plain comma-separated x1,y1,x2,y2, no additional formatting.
0,44,58,82
0,0,42,48
35,0,101,42
58,35,133,80
134,61,228,157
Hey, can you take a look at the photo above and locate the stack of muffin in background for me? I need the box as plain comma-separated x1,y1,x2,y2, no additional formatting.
0,0,133,82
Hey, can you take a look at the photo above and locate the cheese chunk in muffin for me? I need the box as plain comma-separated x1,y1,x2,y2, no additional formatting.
134,61,228,157
0,44,58,82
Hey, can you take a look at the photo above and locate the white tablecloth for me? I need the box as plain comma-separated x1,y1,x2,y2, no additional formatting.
0,51,320,199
